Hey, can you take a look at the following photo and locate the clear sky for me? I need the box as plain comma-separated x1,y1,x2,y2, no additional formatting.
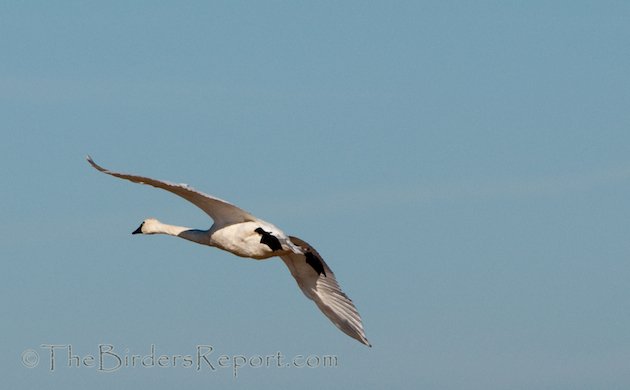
2,1,630,389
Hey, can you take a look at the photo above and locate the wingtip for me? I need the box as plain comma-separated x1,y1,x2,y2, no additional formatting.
86,155,106,172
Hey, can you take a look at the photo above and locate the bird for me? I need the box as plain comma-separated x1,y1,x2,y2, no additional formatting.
87,156,371,346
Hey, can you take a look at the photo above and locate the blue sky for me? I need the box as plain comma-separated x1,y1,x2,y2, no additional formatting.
2,1,630,388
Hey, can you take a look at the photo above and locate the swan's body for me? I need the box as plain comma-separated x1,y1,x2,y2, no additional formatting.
87,157,370,346
136,218,295,259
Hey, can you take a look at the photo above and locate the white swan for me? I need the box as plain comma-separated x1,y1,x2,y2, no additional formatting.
87,157,370,347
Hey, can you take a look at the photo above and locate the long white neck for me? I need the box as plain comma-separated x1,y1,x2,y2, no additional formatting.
149,221,212,246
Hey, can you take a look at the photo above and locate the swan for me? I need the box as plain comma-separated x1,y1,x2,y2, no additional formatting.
87,157,370,347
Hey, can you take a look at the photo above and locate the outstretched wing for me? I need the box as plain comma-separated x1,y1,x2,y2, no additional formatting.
281,236,371,346
87,156,256,226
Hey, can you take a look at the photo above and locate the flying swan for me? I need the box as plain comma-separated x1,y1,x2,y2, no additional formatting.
87,157,370,346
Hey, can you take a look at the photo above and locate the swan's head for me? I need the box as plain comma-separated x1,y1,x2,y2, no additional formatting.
132,218,161,235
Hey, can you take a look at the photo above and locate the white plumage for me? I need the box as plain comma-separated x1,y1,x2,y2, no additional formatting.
87,157,370,346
